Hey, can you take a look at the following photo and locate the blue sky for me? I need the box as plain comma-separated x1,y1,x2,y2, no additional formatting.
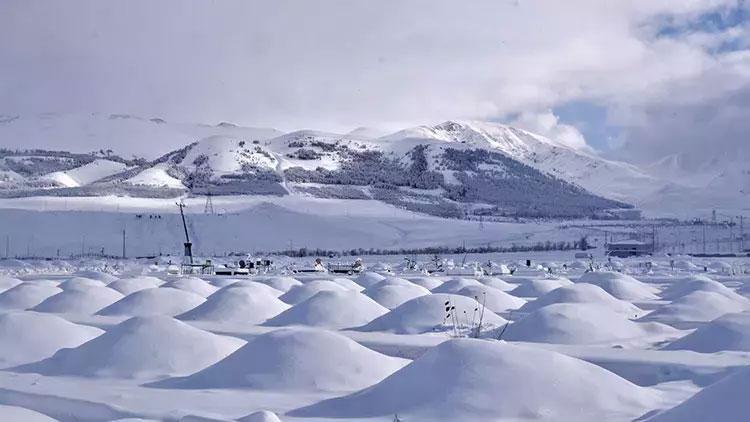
551,2,748,155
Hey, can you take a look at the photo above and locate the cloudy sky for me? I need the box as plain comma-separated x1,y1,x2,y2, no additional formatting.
1,0,748,164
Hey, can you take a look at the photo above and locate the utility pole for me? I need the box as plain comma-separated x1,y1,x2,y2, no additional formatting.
4,235,8,259
122,228,126,259
702,224,707,255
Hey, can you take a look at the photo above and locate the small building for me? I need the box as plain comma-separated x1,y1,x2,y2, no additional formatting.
606,240,653,258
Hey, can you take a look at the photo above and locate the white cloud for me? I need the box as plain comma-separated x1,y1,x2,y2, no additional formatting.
0,0,747,161
510,110,590,151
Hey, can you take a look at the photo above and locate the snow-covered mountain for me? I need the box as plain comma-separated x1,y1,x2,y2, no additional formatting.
1,113,741,218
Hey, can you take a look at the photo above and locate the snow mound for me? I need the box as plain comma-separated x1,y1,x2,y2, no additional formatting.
649,366,750,422
661,275,747,303
291,339,659,420
97,287,205,317
156,328,407,392
278,280,348,305
255,276,302,293
0,405,57,422
478,276,516,291
405,276,443,290
431,277,484,294
17,316,243,379
0,283,63,310
363,283,430,309
510,277,574,297
73,270,119,283
354,272,387,288
327,277,365,291
238,410,282,422
642,291,748,326
223,280,284,297
21,279,61,288
664,312,750,352
177,286,289,324
58,277,106,290
358,293,507,334
0,275,22,293
266,290,388,329
162,277,218,297
505,303,674,345
370,276,414,288
208,277,245,288
519,283,642,317
107,276,164,295
0,312,103,368
577,272,658,301
31,285,124,315
457,285,527,313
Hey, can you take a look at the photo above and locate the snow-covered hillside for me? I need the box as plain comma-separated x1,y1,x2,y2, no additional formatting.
2,113,741,218
385,121,663,203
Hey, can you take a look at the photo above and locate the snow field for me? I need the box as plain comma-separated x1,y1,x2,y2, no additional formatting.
0,257,747,421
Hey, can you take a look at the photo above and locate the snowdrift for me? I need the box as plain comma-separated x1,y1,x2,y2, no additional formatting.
224,280,285,297
650,366,750,422
505,303,676,345
660,275,747,303
664,312,750,353
155,328,407,392
254,276,303,293
58,277,107,290
510,277,573,297
0,312,103,368
405,276,443,290
177,286,289,324
278,280,347,305
107,276,164,295
456,285,526,313
478,276,516,291
16,316,244,379
161,277,218,297
364,283,430,309
357,293,507,334
577,271,658,301
291,339,659,420
266,290,388,329
327,277,365,291
238,410,282,422
97,287,205,317
431,277,483,294
354,272,387,288
72,271,118,283
519,283,642,317
0,275,22,293
0,405,57,422
31,285,124,315
0,283,63,310
641,291,748,326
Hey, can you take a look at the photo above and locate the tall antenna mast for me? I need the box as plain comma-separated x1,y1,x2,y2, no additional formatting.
177,201,193,264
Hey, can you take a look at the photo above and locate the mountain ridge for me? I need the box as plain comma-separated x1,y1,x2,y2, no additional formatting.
1,113,737,218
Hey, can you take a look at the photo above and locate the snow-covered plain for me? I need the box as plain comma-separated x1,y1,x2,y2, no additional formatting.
0,253,748,421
